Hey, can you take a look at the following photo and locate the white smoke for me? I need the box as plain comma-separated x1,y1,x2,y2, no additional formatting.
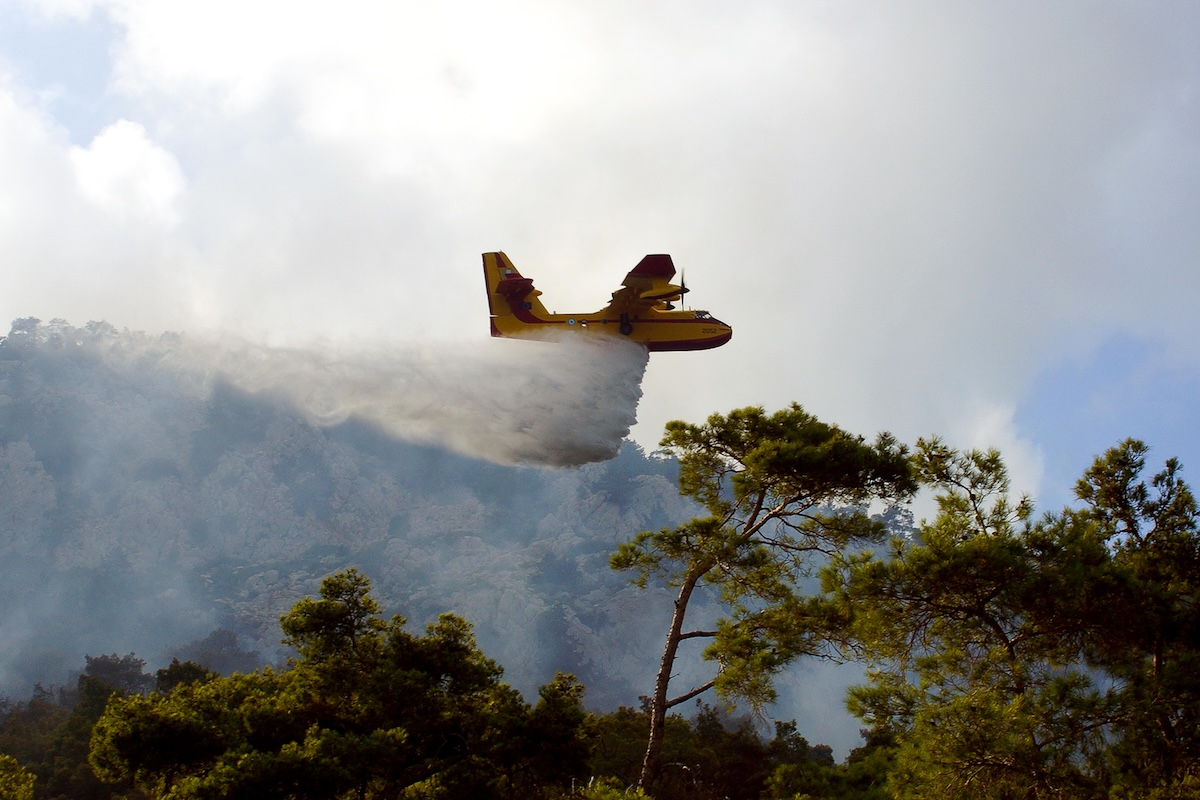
175,332,650,467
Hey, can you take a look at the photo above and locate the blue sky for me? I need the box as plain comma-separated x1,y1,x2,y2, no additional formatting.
1,0,1198,513
0,2,118,141
1017,334,1200,511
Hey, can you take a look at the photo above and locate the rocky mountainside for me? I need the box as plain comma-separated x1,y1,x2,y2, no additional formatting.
0,318,701,707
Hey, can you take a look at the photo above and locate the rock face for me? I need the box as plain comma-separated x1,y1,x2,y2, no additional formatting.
0,319,702,706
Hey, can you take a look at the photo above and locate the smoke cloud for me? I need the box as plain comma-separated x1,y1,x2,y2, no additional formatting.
158,332,650,467
0,319,667,707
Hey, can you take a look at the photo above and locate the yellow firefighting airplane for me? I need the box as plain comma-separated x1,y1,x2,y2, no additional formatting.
482,252,732,352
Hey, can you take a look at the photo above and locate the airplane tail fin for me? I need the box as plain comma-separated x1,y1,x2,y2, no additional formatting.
482,252,550,335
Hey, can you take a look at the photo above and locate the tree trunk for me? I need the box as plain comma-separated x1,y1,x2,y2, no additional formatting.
638,568,703,788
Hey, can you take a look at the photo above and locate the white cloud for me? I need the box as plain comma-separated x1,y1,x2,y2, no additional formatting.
105,0,599,154
949,402,1045,504
0,0,1198,503
0,76,197,331
69,118,184,224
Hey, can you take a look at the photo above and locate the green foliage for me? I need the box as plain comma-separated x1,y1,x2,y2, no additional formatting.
587,707,666,788
573,776,652,799
90,569,590,800
835,728,896,800
171,630,261,676
663,405,915,521
586,704,839,800
0,688,69,792
153,660,217,694
524,674,592,788
1077,440,1200,796
0,754,35,800
280,568,387,665
0,667,147,800
613,404,915,786
83,654,154,697
832,437,1200,799
617,406,916,701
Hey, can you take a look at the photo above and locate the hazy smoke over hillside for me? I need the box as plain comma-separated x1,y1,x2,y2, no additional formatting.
0,320,869,756
128,332,650,467
0,319,678,701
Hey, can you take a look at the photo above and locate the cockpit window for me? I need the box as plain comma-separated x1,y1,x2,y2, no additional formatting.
694,311,727,325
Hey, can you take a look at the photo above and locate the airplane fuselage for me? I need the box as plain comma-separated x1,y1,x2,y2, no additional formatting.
482,252,732,352
489,305,732,352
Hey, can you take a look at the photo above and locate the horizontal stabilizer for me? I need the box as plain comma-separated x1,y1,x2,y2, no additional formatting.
630,254,676,278
497,276,538,303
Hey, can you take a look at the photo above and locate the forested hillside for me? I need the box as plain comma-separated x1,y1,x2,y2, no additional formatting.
9,318,1199,800
0,318,697,706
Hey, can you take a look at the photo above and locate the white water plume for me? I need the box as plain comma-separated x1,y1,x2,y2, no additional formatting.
182,333,650,467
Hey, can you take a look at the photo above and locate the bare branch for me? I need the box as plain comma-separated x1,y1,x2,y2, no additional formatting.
665,679,718,710
679,630,718,641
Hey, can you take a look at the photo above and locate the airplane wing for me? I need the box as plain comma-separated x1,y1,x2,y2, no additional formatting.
604,254,689,313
